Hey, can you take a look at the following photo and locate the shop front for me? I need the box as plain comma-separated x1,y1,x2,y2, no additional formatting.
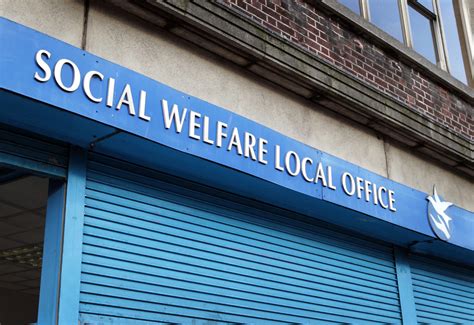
0,17,473,324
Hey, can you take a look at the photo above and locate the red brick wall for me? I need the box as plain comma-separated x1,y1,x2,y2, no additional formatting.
221,0,473,141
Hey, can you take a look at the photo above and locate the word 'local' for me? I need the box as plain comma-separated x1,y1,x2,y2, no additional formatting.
33,49,397,212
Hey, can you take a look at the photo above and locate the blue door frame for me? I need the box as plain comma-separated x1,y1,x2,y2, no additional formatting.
37,179,65,324
36,147,87,324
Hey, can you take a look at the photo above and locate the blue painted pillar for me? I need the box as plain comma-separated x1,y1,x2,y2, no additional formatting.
394,247,417,324
37,179,66,324
57,146,87,324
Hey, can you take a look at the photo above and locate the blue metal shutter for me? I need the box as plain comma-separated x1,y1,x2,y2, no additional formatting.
410,254,474,324
80,155,402,324
0,125,68,178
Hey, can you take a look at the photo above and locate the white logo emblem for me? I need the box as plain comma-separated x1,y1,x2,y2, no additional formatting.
427,186,453,241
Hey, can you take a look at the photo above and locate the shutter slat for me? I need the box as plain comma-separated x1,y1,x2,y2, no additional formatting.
81,259,401,311
80,155,402,324
410,255,474,324
83,199,397,280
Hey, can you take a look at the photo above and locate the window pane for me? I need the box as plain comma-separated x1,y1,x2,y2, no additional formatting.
440,0,468,84
417,0,434,12
368,0,404,42
408,5,437,63
339,0,360,14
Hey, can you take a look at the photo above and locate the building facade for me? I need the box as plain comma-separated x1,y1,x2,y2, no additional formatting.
0,0,473,324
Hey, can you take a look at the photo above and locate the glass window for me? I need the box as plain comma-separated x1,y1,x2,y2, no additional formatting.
439,0,468,84
335,0,471,85
339,0,360,14
408,5,437,63
417,0,434,13
368,0,404,42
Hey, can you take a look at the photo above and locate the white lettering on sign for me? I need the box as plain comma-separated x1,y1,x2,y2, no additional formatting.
83,71,104,103
33,49,397,212
341,172,396,211
258,138,268,165
34,49,151,121
188,110,201,140
216,121,227,148
116,84,136,116
162,99,187,133
227,128,243,155
301,157,313,182
106,78,115,107
203,116,214,145
342,172,356,196
54,59,81,92
138,90,151,121
34,50,52,82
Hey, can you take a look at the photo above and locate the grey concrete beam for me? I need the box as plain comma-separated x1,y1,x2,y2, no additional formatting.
105,0,473,177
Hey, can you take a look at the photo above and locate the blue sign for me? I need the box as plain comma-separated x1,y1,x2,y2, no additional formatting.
1,18,473,251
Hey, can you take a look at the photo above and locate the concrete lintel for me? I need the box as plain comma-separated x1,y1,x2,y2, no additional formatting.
105,0,473,176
